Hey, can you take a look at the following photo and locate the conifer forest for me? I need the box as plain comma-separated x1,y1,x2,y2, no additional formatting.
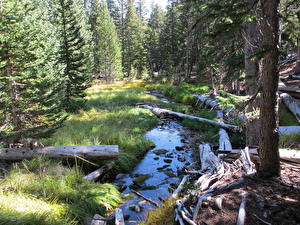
0,0,300,224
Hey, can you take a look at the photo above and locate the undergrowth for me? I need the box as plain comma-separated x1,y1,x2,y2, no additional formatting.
0,158,123,225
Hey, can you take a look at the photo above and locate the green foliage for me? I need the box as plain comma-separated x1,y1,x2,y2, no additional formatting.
123,0,146,78
217,90,245,108
50,0,91,111
94,1,123,81
0,158,123,225
0,0,65,145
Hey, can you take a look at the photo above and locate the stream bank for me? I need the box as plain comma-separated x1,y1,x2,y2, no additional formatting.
113,119,196,224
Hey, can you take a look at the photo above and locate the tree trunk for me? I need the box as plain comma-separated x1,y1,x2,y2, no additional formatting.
259,0,281,178
293,12,300,75
0,145,119,161
244,20,261,146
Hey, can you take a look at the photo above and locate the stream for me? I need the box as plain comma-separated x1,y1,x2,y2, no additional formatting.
113,119,194,224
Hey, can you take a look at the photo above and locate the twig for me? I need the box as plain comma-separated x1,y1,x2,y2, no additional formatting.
237,192,248,225
132,190,159,207
253,214,272,225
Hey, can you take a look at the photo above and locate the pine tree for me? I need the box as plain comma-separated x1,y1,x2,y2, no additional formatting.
95,1,123,81
123,0,146,78
50,0,90,111
146,4,165,75
0,0,65,145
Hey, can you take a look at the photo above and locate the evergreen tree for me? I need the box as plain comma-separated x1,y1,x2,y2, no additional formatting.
50,0,90,111
123,0,146,77
106,0,122,34
146,4,165,75
95,1,123,81
0,0,65,145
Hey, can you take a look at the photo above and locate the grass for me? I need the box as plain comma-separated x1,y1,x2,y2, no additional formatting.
142,199,176,225
0,158,123,225
0,81,161,225
43,81,158,173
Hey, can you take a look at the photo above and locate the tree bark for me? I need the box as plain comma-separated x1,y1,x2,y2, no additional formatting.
259,0,281,177
244,20,261,146
0,145,118,161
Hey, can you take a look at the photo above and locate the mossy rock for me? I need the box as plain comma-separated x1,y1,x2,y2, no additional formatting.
163,169,176,177
133,174,151,184
153,149,168,155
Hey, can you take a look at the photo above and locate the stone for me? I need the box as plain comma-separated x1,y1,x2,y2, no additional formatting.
153,157,159,160
163,159,172,163
178,156,186,162
129,205,143,213
175,146,184,151
153,149,168,155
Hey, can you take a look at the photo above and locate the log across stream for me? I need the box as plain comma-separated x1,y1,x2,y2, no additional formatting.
113,120,194,225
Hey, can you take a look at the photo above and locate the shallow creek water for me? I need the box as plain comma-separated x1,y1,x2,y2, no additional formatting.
113,120,193,224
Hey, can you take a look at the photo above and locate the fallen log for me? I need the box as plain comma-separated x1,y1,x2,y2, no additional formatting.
83,162,115,181
222,148,300,164
280,93,300,123
199,144,223,172
0,145,118,161
139,104,240,132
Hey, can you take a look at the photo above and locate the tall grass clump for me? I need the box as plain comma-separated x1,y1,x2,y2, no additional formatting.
0,158,123,225
43,81,158,172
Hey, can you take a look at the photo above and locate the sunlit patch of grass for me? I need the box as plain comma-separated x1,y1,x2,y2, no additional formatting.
217,90,246,109
142,199,176,225
0,158,123,225
0,192,72,225
43,81,158,173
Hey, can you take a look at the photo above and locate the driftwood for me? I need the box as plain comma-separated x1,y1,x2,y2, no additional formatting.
236,192,248,225
280,92,300,123
132,190,159,207
172,175,189,198
83,162,114,181
115,208,125,225
219,129,233,151
0,145,118,161
222,148,300,164
194,95,246,122
139,104,240,132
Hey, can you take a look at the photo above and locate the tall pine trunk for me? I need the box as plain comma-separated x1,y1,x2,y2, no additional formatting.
259,0,280,178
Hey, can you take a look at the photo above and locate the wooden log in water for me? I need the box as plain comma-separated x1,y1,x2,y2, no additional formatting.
115,208,125,225
139,104,240,132
0,145,119,161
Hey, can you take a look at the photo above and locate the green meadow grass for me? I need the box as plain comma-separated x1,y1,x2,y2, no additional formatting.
0,81,159,225
0,158,123,225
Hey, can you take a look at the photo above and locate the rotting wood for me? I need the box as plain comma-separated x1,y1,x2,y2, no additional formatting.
83,162,115,181
131,190,159,207
115,208,125,225
172,175,189,198
280,92,300,123
0,145,119,161
139,104,240,132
